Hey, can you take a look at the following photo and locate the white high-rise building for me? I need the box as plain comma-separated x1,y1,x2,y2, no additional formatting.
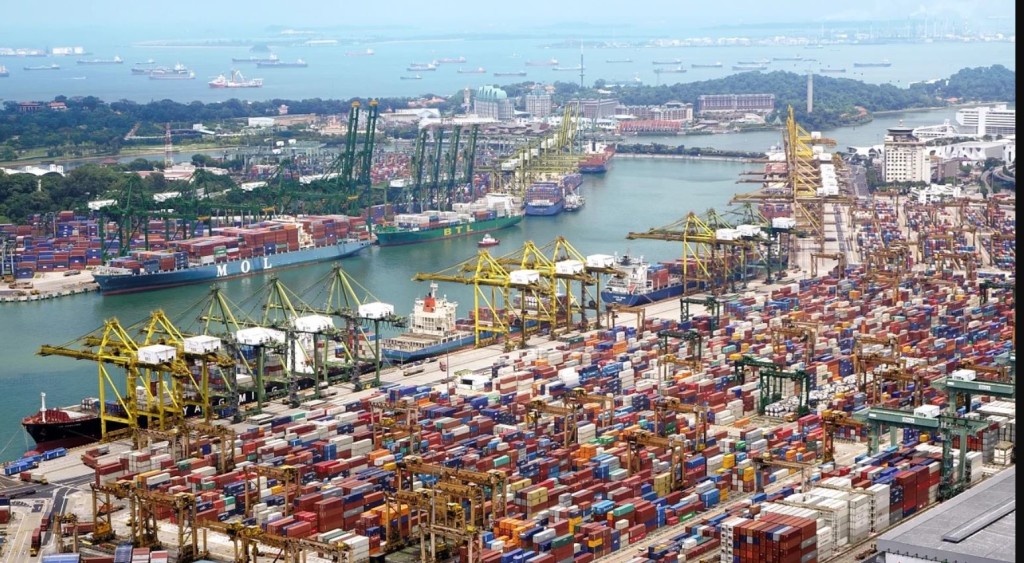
955,104,1015,136
883,127,931,183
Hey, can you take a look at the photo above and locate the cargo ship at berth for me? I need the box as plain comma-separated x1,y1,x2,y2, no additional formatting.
579,143,615,174
599,254,686,306
374,194,521,247
93,216,371,295
381,282,475,364
524,173,582,217
21,395,127,452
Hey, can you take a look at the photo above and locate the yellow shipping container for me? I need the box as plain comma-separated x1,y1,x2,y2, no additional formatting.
728,353,744,362
382,461,397,471
271,485,284,495
920,433,930,443
722,454,735,469
720,488,729,501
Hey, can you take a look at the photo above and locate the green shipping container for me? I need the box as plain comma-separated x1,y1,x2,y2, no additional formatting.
494,455,510,468
612,504,635,517
552,534,574,548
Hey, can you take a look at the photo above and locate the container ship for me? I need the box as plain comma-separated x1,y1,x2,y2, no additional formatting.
494,70,527,77
21,394,128,452
579,143,615,174
691,62,723,68
23,64,59,71
257,58,308,68
374,194,521,247
232,54,279,64
854,60,892,67
652,59,682,65
209,70,263,88
93,216,371,295
76,55,122,65
599,254,685,306
407,63,436,71
150,70,195,80
653,66,686,74
435,56,466,64
523,173,581,217
380,282,475,364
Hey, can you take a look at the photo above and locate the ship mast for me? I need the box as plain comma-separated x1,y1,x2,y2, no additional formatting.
40,392,47,423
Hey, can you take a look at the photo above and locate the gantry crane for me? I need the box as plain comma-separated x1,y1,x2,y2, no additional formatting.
622,429,687,491
388,487,486,563
197,519,359,563
39,311,203,439
243,464,303,519
90,481,199,560
414,250,547,350
657,329,704,374
652,397,708,450
809,251,847,279
751,452,815,493
821,410,866,464
130,420,236,473
526,399,580,448
680,295,722,330
395,455,508,526
370,399,422,454
771,318,817,366
566,387,616,429
606,303,647,334
733,355,812,416
55,513,80,554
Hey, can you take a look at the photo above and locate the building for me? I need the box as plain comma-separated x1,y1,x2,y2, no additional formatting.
697,94,774,115
928,139,1015,164
525,91,553,118
568,98,619,120
876,466,1014,563
617,102,693,122
955,104,1015,137
247,117,276,128
474,85,515,121
883,127,931,183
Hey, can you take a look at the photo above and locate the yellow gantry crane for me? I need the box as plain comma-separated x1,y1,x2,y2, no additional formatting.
526,398,581,448
243,464,303,519
370,398,422,454
396,455,508,526
39,310,222,439
621,429,687,491
771,318,818,366
821,410,866,464
90,481,200,560
196,519,358,563
751,453,816,493
565,387,616,429
809,251,847,278
388,487,486,563
652,397,709,450
414,249,547,350
627,211,758,297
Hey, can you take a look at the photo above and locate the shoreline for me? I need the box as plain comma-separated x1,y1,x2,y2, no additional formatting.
615,153,755,162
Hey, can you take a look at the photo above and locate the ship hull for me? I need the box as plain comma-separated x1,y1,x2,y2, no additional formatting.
22,417,117,452
382,333,477,363
94,240,370,295
600,283,685,306
375,215,522,247
524,201,565,216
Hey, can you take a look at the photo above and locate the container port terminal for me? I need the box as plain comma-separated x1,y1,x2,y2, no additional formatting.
0,108,1015,563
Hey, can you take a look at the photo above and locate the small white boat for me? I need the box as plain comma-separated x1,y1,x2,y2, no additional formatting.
477,234,500,247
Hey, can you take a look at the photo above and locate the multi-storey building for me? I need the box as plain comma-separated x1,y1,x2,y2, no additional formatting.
955,104,1016,136
883,127,931,183
697,93,775,115
524,91,553,118
474,85,514,121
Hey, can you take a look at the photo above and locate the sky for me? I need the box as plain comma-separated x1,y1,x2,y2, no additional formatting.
0,0,1016,37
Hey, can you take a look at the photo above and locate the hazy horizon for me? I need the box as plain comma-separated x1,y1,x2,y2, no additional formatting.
0,0,1016,43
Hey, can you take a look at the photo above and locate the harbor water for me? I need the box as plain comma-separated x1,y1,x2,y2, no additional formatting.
0,107,971,461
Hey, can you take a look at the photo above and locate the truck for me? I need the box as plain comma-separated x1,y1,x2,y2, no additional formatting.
30,527,41,556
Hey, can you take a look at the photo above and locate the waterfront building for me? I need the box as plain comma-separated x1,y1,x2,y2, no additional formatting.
617,101,694,122
474,85,515,121
955,104,1015,137
928,139,1016,163
697,94,775,115
568,98,619,120
525,91,553,118
883,127,931,183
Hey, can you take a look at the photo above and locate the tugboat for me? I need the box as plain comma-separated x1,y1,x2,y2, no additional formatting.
477,233,500,247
